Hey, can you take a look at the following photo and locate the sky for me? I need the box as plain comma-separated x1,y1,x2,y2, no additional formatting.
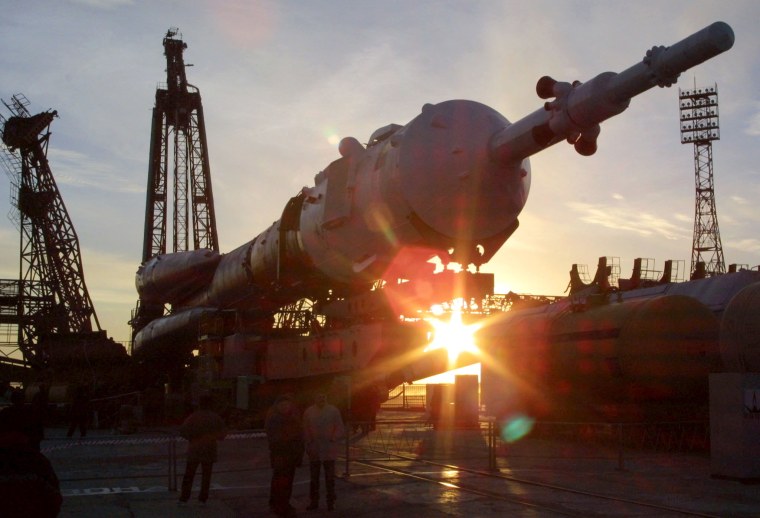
1,0,759,347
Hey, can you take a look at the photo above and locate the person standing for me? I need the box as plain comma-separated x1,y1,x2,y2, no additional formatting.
265,394,304,517
0,427,62,518
29,384,49,451
178,394,226,505
0,389,33,443
66,385,91,438
303,393,344,511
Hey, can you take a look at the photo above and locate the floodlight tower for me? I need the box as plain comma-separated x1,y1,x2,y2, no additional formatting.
679,83,725,278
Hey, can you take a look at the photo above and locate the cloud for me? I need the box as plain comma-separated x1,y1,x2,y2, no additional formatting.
206,0,280,49
727,238,760,254
674,213,692,223
567,201,689,240
730,195,749,205
69,0,134,8
80,246,140,341
47,148,143,193
747,103,760,136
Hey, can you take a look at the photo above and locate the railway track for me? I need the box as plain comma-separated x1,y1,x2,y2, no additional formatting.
41,426,758,517
349,451,723,517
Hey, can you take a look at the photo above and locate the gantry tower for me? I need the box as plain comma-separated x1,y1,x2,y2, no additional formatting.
679,83,725,278
0,94,100,368
143,28,218,260
132,28,219,338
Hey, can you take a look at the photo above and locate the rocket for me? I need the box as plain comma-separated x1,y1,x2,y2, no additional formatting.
133,22,735,360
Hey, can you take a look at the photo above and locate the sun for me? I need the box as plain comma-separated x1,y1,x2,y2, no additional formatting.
424,303,480,363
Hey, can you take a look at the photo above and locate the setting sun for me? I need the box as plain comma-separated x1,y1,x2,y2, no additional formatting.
424,303,480,363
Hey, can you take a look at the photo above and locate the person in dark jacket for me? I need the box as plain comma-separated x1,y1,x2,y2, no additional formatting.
265,394,304,517
0,427,62,517
66,385,91,438
0,388,46,450
178,394,227,505
29,384,49,451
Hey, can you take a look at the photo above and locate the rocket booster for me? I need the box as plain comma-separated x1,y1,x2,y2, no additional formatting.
134,22,734,353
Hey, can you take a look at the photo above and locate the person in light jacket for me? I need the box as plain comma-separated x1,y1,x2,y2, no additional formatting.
303,393,344,511
178,394,226,505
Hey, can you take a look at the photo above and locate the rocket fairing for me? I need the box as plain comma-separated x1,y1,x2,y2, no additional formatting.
133,22,734,355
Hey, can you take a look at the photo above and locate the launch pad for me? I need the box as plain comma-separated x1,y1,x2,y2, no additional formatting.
43,411,760,517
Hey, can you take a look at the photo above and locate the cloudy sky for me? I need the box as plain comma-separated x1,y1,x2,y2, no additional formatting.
1,0,759,345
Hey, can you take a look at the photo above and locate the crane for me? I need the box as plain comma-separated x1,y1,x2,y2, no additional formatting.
0,94,125,382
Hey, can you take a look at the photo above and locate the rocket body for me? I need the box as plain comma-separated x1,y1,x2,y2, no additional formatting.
133,22,734,356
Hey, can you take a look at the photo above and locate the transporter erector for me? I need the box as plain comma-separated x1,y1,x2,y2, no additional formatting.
132,23,737,421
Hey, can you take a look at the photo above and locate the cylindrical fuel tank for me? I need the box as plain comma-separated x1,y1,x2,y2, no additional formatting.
719,281,760,372
480,294,720,420
478,302,559,419
133,307,210,359
551,295,720,401
136,249,220,304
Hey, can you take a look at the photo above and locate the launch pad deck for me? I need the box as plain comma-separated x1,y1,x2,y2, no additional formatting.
39,411,760,518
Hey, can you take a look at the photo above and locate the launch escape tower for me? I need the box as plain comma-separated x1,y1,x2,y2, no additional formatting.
679,83,726,278
130,28,219,339
0,94,102,369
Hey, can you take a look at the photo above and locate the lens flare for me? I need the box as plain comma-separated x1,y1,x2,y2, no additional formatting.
365,202,399,247
326,131,341,147
424,303,480,363
500,413,535,443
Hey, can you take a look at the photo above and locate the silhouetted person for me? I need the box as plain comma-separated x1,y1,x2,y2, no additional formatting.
0,421,61,517
352,388,382,434
178,394,226,505
303,393,344,511
67,386,91,438
0,380,12,404
29,384,49,451
265,394,303,517
0,388,46,450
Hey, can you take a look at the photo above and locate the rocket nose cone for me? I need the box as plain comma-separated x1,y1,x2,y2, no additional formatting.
397,100,530,242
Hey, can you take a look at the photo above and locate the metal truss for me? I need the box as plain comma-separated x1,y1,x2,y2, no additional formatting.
1,94,100,366
142,28,218,262
679,84,725,277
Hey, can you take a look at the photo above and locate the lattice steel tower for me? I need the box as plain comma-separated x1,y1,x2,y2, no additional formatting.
0,94,100,367
132,29,219,338
142,28,218,261
679,83,725,278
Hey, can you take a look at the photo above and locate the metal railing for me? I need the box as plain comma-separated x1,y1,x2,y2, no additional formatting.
343,418,709,475
381,384,427,410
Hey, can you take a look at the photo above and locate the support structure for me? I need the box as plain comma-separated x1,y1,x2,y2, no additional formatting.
679,84,725,278
142,28,218,261
0,94,100,367
132,28,219,340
